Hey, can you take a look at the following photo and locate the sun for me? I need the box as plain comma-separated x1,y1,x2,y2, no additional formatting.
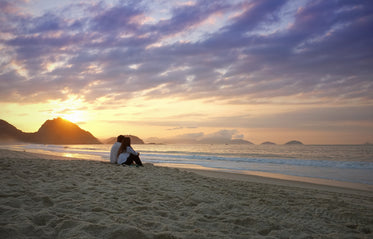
48,95,87,124
62,111,84,123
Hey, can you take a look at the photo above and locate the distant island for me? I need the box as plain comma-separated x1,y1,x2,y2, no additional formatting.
0,118,101,144
285,140,304,145
261,141,276,145
102,136,144,144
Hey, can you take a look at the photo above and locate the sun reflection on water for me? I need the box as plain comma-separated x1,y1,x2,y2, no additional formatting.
63,153,74,158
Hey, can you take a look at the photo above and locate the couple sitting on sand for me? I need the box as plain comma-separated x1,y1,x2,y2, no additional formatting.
110,135,143,167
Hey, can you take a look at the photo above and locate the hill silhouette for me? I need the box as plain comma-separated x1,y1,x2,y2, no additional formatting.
0,118,101,144
0,120,32,143
285,140,304,145
102,136,144,144
261,141,276,145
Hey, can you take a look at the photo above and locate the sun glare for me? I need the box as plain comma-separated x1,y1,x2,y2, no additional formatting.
48,95,87,124
62,111,84,123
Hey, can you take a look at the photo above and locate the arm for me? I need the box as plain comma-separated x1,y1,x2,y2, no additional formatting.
127,146,139,156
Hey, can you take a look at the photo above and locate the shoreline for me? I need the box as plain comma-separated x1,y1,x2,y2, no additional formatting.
1,148,372,238
2,144,372,192
154,163,373,196
2,147,372,195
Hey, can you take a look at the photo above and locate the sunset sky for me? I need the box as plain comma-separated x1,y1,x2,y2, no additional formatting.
1,0,372,144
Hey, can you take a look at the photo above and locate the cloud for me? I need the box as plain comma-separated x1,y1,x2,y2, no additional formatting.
132,104,373,134
200,129,241,143
0,0,372,107
151,0,230,36
167,126,198,131
205,105,373,131
89,2,142,33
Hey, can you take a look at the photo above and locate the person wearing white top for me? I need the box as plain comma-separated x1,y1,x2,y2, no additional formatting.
110,135,124,164
117,137,143,166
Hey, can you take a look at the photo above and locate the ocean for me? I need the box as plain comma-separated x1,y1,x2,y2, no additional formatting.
2,143,373,187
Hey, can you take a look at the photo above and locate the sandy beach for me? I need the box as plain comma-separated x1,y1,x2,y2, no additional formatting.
1,149,372,238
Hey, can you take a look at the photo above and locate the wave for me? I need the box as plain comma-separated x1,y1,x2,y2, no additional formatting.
141,153,373,170
3,143,372,185
19,144,373,170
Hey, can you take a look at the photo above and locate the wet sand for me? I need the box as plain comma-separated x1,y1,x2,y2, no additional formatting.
1,149,372,238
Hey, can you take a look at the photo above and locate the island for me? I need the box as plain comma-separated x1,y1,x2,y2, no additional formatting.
261,141,276,145
102,136,144,144
285,140,304,145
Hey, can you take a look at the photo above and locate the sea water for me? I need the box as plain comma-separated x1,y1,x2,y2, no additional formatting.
2,143,373,186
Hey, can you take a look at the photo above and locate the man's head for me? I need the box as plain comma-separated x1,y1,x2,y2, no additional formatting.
117,135,125,142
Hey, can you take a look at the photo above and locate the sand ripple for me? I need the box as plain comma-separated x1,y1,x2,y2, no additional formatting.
1,149,372,238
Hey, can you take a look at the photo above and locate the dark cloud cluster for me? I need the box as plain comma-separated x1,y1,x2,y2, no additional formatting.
1,0,372,105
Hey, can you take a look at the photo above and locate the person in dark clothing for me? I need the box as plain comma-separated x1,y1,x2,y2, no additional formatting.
116,137,143,167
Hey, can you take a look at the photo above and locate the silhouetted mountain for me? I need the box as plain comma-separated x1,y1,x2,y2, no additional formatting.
261,141,276,145
33,118,101,144
0,118,101,144
0,120,30,142
285,140,304,145
102,135,144,144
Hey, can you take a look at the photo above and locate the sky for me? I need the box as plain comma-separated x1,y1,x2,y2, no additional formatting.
0,0,372,144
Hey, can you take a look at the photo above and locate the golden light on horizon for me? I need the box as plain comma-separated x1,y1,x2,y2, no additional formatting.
48,95,87,123
60,110,85,123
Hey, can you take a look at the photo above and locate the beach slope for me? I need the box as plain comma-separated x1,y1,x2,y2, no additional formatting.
1,149,372,238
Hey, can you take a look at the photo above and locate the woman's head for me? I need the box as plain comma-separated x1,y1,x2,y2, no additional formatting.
117,137,131,157
123,137,131,146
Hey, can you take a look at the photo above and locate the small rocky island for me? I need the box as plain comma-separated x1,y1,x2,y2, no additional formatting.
102,136,144,144
285,140,304,145
261,141,276,145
